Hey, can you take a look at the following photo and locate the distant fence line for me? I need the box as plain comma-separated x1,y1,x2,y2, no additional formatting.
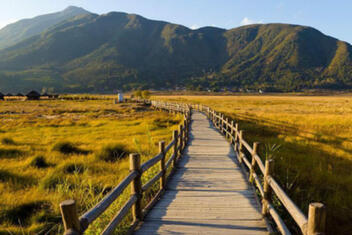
193,104,326,235
59,100,191,235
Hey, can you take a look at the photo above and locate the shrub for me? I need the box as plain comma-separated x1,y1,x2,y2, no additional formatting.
1,137,15,145
30,156,49,168
142,90,151,99
95,144,128,162
52,141,90,155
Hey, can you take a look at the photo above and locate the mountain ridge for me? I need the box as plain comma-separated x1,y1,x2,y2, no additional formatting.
0,8,351,92
0,6,90,50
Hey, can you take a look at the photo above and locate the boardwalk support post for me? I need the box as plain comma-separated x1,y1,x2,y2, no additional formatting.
130,153,142,222
308,203,326,235
249,142,259,183
159,141,166,190
60,200,81,235
262,158,273,216
173,130,178,168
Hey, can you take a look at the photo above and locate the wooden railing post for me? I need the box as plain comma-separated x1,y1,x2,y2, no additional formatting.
238,130,243,163
179,124,183,156
220,114,224,133
130,153,142,222
230,120,234,144
262,159,273,216
225,118,229,139
249,142,259,183
159,141,166,190
173,130,178,168
308,203,326,235
60,200,81,235
184,119,188,144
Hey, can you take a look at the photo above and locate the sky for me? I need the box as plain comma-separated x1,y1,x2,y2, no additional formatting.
1,0,351,44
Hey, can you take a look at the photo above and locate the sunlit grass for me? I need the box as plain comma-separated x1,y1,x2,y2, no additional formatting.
157,95,352,234
0,99,182,234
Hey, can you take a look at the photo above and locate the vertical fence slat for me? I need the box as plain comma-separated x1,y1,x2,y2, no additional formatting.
159,141,166,190
60,200,81,235
308,203,326,235
249,142,259,183
262,159,273,216
130,153,142,222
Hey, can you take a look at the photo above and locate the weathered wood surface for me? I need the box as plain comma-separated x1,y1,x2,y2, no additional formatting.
135,112,268,234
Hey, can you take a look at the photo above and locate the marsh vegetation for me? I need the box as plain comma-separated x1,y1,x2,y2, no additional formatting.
0,99,182,234
158,95,352,234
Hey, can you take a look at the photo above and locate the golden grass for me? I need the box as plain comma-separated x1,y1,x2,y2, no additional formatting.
0,99,182,234
156,95,352,234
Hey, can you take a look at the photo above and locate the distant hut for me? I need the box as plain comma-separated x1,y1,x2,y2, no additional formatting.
26,90,41,100
0,92,4,100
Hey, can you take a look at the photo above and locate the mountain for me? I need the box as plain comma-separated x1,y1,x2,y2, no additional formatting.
0,10,351,92
0,6,90,50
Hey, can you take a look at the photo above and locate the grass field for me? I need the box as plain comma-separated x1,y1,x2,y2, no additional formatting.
0,99,182,234
157,95,352,234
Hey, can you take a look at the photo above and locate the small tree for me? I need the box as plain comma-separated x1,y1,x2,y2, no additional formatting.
134,90,142,98
142,90,151,99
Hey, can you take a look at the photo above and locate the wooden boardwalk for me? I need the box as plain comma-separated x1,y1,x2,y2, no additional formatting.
135,112,268,234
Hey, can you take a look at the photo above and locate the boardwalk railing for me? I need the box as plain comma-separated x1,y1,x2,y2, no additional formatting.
59,101,191,235
192,104,326,235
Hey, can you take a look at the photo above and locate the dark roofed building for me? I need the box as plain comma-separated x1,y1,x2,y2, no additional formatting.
0,92,4,100
26,90,41,100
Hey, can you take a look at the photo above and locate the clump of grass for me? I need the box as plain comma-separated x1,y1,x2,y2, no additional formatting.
0,201,50,226
52,141,90,155
40,171,63,190
95,144,128,162
30,156,49,168
0,169,32,186
0,148,24,159
63,163,85,174
1,137,15,145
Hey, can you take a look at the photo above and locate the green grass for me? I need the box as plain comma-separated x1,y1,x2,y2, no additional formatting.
0,99,182,234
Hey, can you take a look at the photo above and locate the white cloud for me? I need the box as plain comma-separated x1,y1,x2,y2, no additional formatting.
190,24,200,30
240,17,263,26
0,19,18,29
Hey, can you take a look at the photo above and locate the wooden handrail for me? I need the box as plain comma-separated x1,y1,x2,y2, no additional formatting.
201,105,326,235
140,152,163,173
101,195,137,235
60,100,192,235
268,176,308,232
80,171,138,228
